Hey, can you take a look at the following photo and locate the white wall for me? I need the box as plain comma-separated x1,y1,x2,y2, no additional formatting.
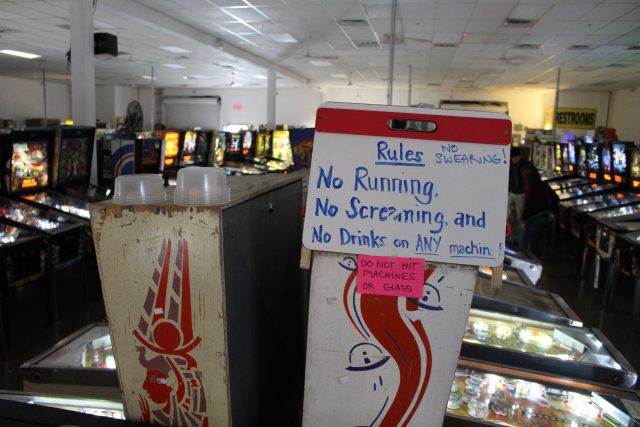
160,86,323,129
322,87,546,131
610,86,640,143
0,75,71,125
96,84,115,126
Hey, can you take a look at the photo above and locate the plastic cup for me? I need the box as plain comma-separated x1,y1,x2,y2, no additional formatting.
112,174,166,205
174,167,231,206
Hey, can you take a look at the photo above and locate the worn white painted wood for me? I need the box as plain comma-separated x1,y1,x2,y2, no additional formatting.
91,203,230,426
303,252,476,427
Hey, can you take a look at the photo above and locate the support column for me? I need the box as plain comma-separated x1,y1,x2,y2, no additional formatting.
267,69,276,129
70,0,97,183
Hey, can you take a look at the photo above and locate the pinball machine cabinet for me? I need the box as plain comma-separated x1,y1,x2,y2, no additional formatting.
91,174,304,426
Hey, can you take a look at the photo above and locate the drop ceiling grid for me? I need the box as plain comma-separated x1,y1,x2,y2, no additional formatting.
0,0,637,91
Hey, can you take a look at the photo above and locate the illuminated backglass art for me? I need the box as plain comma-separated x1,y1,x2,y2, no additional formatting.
163,132,180,167
180,131,197,166
58,138,90,185
11,142,49,193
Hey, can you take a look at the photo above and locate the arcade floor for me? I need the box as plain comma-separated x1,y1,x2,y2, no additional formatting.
1,237,640,394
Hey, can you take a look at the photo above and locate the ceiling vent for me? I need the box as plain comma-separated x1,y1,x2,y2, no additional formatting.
607,63,629,68
568,45,592,50
427,83,441,86
0,26,18,34
354,40,379,48
504,18,534,27
433,43,457,48
591,81,615,86
337,19,368,27
513,44,542,50
627,45,640,50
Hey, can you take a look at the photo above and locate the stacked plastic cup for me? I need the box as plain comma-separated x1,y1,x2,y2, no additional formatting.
112,174,167,205
174,167,231,206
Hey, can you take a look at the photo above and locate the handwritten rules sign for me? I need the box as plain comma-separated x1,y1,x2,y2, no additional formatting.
357,255,423,298
302,102,512,267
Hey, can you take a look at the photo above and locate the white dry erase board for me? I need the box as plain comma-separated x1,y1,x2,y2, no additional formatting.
302,102,512,267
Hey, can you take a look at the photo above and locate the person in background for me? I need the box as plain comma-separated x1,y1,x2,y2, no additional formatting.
519,163,559,260
507,146,531,245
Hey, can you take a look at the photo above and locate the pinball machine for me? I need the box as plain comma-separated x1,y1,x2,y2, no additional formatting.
452,275,640,425
133,136,162,175
472,276,581,327
560,144,640,262
156,130,181,174
178,130,198,167
0,129,91,221
478,265,535,288
0,129,93,319
207,131,226,167
50,126,107,202
20,323,119,399
444,361,640,426
223,131,269,175
459,307,637,388
553,142,618,202
0,222,48,353
194,130,212,166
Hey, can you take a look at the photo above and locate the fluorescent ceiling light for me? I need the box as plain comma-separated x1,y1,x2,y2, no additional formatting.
330,73,348,78
254,74,267,79
159,46,191,54
310,60,332,67
141,75,156,80
269,33,297,43
182,75,207,80
0,49,41,59
162,63,186,69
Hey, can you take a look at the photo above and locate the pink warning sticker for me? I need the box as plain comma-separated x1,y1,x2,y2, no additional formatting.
356,255,423,298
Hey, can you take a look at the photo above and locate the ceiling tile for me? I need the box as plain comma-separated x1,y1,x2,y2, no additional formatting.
596,20,640,36
465,20,503,32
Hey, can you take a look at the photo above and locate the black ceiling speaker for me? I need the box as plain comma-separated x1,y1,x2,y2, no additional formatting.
94,32,118,56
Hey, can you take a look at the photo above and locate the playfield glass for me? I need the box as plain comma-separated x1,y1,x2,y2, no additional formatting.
163,132,180,167
11,142,48,193
446,367,634,426
58,138,90,185
180,131,197,165
464,309,622,369
0,198,62,231
36,324,115,370
0,223,22,246
0,392,124,420
22,191,90,219
613,144,627,176
554,144,562,172
601,146,612,174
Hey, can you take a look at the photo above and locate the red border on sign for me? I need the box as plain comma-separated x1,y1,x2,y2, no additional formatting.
315,107,511,145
